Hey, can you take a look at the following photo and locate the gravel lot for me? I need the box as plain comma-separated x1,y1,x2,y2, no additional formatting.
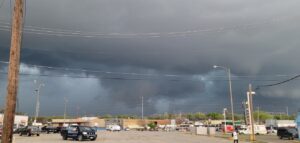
255,135,299,143
13,131,246,143
216,133,299,143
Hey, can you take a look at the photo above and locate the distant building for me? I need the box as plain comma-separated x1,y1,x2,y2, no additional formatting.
265,119,296,128
51,118,89,127
118,119,171,129
51,117,105,127
80,117,105,127
51,117,171,129
0,114,28,127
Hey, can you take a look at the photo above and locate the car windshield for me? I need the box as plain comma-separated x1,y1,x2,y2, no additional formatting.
79,126,93,131
68,126,78,132
29,126,39,131
288,128,297,134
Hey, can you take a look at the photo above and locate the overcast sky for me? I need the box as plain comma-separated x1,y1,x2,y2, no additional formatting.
1,0,300,116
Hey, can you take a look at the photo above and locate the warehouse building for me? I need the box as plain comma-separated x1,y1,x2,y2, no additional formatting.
0,114,28,128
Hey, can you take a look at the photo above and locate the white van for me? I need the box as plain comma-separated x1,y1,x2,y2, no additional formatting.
239,125,267,135
106,125,121,132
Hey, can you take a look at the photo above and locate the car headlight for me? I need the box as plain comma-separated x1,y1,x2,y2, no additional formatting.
82,132,87,135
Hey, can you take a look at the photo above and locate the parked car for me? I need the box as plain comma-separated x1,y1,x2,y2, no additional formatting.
60,125,97,141
56,126,63,133
19,126,41,136
106,125,121,132
277,128,298,140
14,127,25,134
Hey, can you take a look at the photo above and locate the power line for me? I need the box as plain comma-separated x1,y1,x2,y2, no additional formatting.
0,71,201,82
0,60,182,77
1,60,299,80
0,71,297,83
256,74,300,90
0,14,296,39
0,17,279,39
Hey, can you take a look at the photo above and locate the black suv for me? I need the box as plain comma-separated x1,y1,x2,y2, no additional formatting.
277,128,298,140
19,126,41,136
61,125,97,141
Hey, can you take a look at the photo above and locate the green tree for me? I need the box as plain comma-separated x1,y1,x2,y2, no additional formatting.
274,114,291,120
187,113,196,121
194,112,207,120
234,114,244,121
206,112,223,120
253,111,273,123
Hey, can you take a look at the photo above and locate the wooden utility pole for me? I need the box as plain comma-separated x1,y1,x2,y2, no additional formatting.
2,0,24,142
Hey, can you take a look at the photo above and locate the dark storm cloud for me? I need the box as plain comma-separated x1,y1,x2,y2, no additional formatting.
1,0,300,115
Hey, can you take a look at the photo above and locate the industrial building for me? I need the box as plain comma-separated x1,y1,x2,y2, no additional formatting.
0,114,28,128
51,117,170,129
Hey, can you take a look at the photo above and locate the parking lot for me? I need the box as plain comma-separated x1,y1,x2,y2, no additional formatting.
13,131,247,143
256,135,299,143
217,133,300,143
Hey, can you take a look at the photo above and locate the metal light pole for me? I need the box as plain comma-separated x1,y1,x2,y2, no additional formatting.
223,108,227,134
141,95,144,120
76,105,80,118
64,97,68,126
33,80,44,124
214,65,235,127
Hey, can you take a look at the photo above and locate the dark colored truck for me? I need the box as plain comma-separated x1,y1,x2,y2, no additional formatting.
277,128,298,140
42,126,60,133
60,125,97,141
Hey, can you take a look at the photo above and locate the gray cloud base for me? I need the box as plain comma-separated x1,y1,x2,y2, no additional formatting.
0,0,300,115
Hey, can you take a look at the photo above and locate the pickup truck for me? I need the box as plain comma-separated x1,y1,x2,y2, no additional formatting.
277,128,298,140
42,126,60,133
19,126,41,136
60,125,97,141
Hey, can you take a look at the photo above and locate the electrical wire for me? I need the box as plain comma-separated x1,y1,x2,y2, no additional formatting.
0,60,181,77
1,60,298,80
0,70,295,83
0,18,277,39
256,74,300,90
0,71,203,82
0,14,296,39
